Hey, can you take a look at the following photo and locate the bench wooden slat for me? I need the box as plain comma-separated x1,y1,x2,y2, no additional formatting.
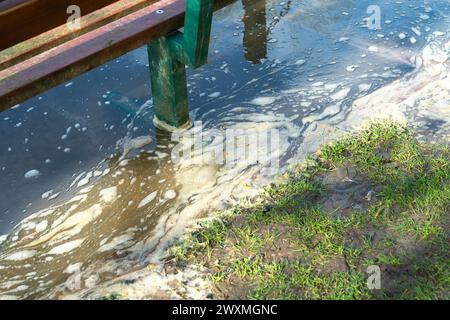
0,0,160,70
0,0,122,51
0,0,234,111
0,0,31,13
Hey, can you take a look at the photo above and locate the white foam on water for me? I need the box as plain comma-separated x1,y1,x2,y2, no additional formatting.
0,280,23,290
120,135,153,160
35,220,48,233
155,151,168,159
138,192,157,209
99,187,117,203
358,84,371,92
164,190,177,200
250,96,278,106
70,171,86,188
300,101,312,107
93,171,103,177
330,88,351,101
4,250,36,261
25,204,102,247
208,92,221,98
346,65,358,72
98,234,133,252
24,170,40,179
77,172,92,188
21,221,36,231
47,239,85,255
10,285,29,293
302,104,341,123
78,186,93,194
324,83,340,91
64,263,83,274
0,295,19,300
41,190,53,199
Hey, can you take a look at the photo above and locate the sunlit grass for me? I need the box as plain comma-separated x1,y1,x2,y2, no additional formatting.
168,121,450,300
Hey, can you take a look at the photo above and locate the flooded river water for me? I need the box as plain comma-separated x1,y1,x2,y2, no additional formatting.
0,0,449,299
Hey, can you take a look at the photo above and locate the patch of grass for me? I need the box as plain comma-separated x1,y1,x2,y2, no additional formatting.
100,292,122,300
170,216,232,264
249,262,369,300
367,253,401,267
319,121,425,185
168,121,450,300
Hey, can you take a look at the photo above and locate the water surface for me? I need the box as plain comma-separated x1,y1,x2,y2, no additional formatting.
0,0,448,299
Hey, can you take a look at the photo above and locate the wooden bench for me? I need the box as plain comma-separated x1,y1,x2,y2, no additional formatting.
0,0,235,129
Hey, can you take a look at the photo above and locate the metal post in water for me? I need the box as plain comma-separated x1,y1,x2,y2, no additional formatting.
148,37,190,129
148,0,215,130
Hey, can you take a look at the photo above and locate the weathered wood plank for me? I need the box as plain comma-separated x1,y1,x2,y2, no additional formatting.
0,0,31,13
0,0,235,111
0,0,121,50
0,0,160,70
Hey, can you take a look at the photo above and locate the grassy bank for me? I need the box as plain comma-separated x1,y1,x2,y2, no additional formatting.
168,121,450,300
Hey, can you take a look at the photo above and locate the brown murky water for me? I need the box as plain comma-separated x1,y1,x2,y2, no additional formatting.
0,0,448,299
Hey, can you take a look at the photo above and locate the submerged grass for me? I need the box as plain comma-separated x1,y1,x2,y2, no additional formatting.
168,120,450,300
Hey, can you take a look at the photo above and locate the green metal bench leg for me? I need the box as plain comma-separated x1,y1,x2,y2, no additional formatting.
148,0,214,130
148,37,190,129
